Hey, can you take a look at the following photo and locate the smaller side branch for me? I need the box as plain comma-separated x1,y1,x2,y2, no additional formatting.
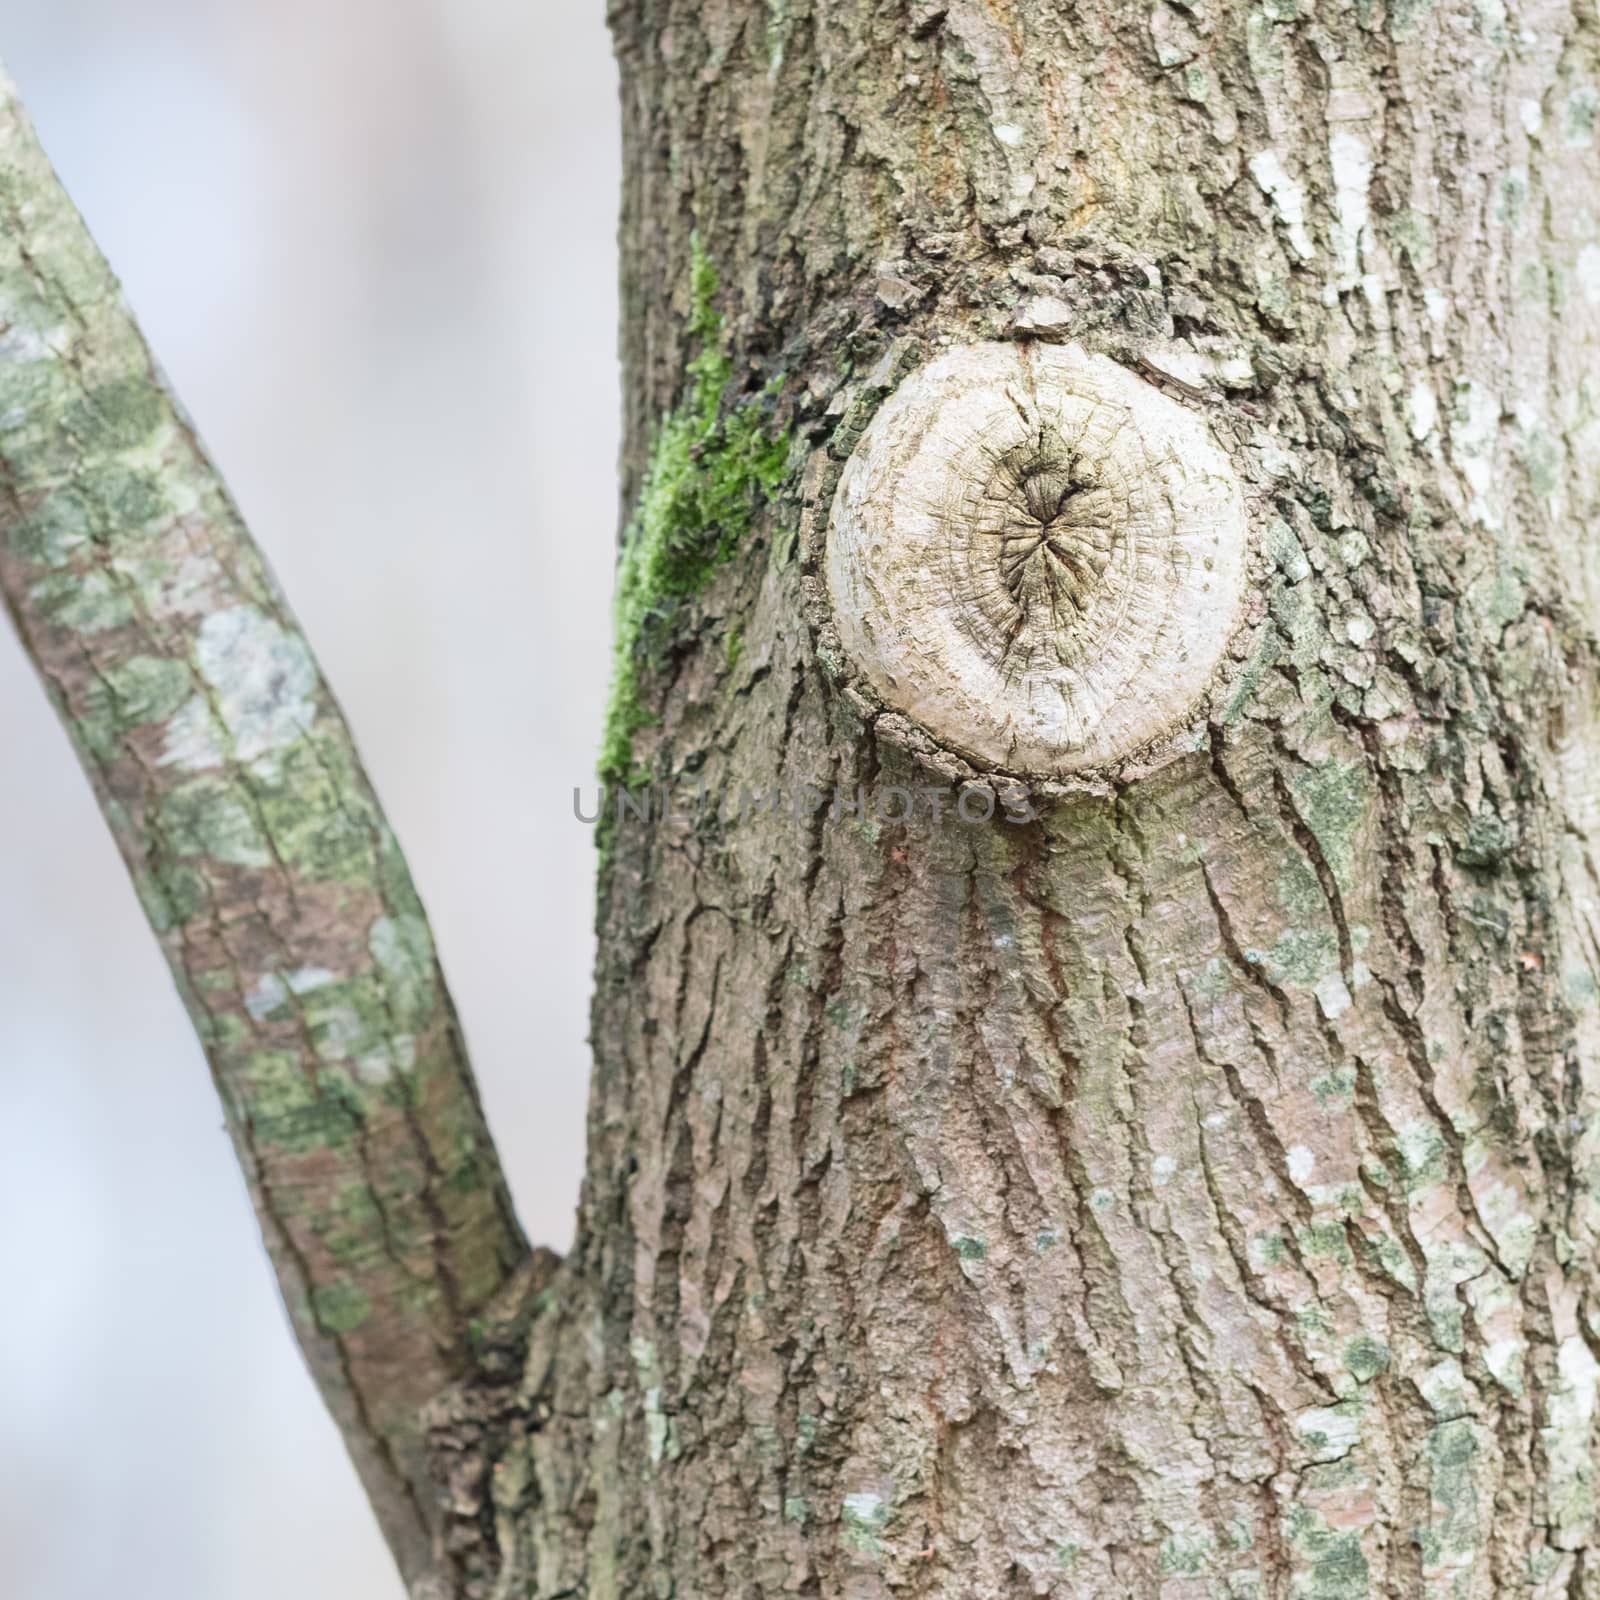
0,65,532,1593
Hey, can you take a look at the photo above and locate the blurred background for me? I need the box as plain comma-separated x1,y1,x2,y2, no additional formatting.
0,3,618,1594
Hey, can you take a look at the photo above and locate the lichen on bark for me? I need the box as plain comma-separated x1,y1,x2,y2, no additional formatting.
520,0,1600,1595
0,64,527,1597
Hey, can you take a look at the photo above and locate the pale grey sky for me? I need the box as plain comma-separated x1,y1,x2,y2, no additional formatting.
0,6,619,1595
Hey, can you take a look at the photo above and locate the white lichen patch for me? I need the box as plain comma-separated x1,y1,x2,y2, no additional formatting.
245,972,289,1022
1313,972,1353,1019
159,694,224,770
1473,1176,1536,1277
841,1490,890,1550
1295,1402,1361,1462
1328,131,1372,282
1249,150,1315,261
245,965,338,1022
1578,243,1600,306
352,1034,414,1086
370,913,438,1026
194,605,319,762
311,1002,367,1061
1544,1335,1600,1545
1213,351,1255,387
1139,341,1209,392
1449,380,1502,528
1407,378,1438,441
1484,1337,1527,1393
0,307,60,373
645,1386,669,1465
119,542,229,621
1418,1357,1471,1419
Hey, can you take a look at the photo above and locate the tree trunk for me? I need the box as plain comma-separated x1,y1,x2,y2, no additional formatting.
476,1,1600,1596
8,0,1600,1595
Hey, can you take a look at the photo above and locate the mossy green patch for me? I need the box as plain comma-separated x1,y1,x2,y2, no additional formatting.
293,974,411,1078
160,775,272,868
1496,173,1528,228
205,1012,250,1050
1387,0,1434,38
1344,1333,1391,1382
89,654,194,730
251,735,378,881
1160,1530,1212,1575
1519,424,1563,496
1285,1506,1370,1599
1396,1119,1449,1190
1419,1419,1483,1567
321,1181,385,1263
1457,810,1510,868
1297,1220,1353,1264
29,568,134,634
1385,209,1434,270
66,377,163,455
1309,1065,1357,1107
1263,925,1339,986
1253,1229,1288,1268
311,1278,373,1335
135,860,209,930
1360,1229,1418,1291
1218,628,1279,724
8,483,93,564
96,467,168,534
1289,759,1367,892
1190,956,1232,1001
1277,855,1327,919
599,236,789,788
238,1049,364,1152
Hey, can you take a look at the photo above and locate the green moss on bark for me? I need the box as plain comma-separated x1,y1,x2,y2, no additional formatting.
599,238,789,788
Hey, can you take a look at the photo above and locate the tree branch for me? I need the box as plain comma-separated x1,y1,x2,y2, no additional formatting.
0,64,533,1595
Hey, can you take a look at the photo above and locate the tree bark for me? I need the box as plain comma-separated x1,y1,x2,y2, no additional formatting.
7,0,1600,1596
489,1,1600,1596
0,67,533,1599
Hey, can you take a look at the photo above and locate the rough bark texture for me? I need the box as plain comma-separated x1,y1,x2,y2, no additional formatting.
0,68,530,1597
8,2,1600,1597
470,1,1600,1596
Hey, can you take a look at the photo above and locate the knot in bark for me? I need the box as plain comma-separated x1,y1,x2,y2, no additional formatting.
824,341,1251,779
